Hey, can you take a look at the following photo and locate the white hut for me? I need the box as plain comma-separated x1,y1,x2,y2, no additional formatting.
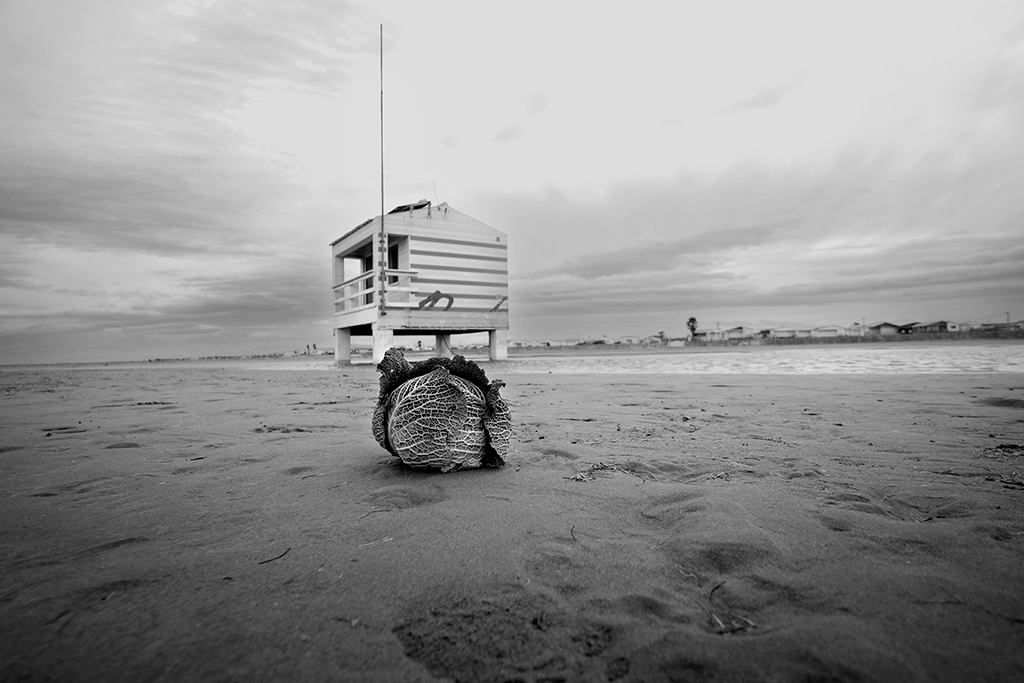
914,321,961,333
811,325,847,338
767,327,797,338
330,201,509,364
869,322,900,336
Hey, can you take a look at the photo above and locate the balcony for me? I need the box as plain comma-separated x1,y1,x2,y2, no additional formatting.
333,268,418,316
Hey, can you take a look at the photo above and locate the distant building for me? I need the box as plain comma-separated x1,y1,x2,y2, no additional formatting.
914,321,961,333
725,326,755,340
868,322,900,336
695,328,726,341
811,325,847,338
979,322,1022,331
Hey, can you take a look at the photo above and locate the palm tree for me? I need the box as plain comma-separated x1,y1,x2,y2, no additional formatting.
687,317,698,338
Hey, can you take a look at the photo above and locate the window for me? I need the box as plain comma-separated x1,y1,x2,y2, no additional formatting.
388,242,399,284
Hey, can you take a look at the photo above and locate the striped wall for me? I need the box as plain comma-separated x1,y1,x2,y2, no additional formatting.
407,234,507,313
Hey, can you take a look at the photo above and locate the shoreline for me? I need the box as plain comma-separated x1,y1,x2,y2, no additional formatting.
2,337,1022,372
507,336,1024,358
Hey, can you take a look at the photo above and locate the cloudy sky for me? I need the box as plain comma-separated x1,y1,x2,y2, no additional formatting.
2,0,1022,363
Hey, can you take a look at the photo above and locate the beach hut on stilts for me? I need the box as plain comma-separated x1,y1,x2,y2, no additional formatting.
330,199,509,364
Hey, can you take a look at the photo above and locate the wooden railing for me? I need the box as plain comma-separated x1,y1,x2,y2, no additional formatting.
333,271,375,314
333,269,419,314
380,268,418,308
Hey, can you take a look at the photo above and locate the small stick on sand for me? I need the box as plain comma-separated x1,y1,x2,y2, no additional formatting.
690,581,758,635
356,537,393,548
257,547,291,565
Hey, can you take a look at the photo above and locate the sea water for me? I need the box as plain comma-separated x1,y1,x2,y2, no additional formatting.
502,343,1024,374
25,341,1017,374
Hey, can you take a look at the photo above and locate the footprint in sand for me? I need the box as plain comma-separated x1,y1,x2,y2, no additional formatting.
638,490,706,527
666,540,779,577
78,537,149,556
540,446,579,460
362,483,447,511
524,538,591,597
977,397,1024,408
254,425,312,434
43,425,90,436
393,591,616,683
821,490,897,518
637,493,834,632
16,536,150,569
51,577,161,618
585,593,692,626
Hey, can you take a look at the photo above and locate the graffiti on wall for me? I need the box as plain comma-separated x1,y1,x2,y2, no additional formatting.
416,291,509,313
418,290,455,311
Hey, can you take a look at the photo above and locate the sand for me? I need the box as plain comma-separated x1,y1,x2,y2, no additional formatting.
1,361,1023,682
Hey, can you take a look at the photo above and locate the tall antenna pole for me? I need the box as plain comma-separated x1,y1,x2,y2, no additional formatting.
378,24,386,314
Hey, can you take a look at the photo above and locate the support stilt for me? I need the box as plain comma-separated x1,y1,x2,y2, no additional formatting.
334,328,352,366
488,329,508,361
372,325,393,364
434,334,452,358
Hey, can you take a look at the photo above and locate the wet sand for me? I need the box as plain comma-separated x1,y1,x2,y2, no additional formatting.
1,362,1023,682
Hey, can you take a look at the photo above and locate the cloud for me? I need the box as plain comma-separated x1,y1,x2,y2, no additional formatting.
488,103,1024,332
3,1,1024,359
510,244,1024,322
150,1,369,98
0,252,333,362
725,85,791,111
0,143,301,255
524,93,548,115
0,1,378,261
526,223,785,280
493,125,525,142
0,1,375,362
